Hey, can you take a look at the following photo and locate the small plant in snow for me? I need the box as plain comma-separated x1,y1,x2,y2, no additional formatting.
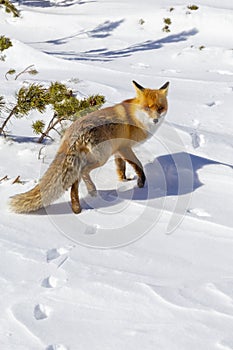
0,35,12,61
139,18,145,26
5,68,16,78
162,25,170,33
162,18,172,32
68,77,80,84
187,5,199,11
164,18,172,25
5,65,38,80
0,35,12,51
0,0,20,17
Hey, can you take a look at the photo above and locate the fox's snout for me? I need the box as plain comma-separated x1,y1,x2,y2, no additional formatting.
152,108,167,125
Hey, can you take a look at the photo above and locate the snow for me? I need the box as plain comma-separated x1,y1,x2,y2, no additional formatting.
0,0,233,349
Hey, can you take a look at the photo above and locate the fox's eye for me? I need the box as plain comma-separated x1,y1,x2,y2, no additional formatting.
157,106,164,113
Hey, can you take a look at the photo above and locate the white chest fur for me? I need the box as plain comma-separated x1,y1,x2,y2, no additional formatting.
135,109,165,137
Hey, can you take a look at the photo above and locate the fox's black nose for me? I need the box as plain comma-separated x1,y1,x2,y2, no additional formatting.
153,118,159,124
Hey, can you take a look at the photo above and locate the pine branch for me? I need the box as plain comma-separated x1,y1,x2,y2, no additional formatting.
37,113,64,143
0,105,18,136
0,0,20,17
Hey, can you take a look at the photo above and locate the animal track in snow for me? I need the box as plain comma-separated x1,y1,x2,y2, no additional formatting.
162,68,181,74
46,345,68,350
46,247,69,263
209,69,233,76
131,62,150,69
205,100,222,107
34,304,51,320
190,119,205,149
187,208,211,217
84,224,100,235
217,340,233,350
41,275,59,288
191,131,205,149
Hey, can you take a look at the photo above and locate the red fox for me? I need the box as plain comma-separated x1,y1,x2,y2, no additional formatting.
10,81,169,214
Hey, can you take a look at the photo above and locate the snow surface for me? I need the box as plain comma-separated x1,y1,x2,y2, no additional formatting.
0,0,233,349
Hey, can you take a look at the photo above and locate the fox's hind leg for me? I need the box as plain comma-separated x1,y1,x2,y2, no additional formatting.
82,172,97,197
80,145,111,197
71,180,81,214
81,159,103,197
119,147,146,188
115,155,126,181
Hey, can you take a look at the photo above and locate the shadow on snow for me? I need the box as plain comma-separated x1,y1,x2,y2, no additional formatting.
40,19,125,47
43,28,198,62
37,151,231,215
17,0,95,8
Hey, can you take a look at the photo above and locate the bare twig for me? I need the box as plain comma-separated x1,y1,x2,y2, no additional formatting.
12,175,23,184
38,145,46,160
0,175,9,182
37,114,64,143
14,64,34,80
0,105,17,136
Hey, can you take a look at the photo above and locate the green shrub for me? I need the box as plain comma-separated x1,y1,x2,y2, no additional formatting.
16,84,50,117
34,82,105,143
187,5,199,11
0,0,20,17
0,35,12,61
31,120,46,135
162,18,171,32
139,18,145,26
0,35,12,52
0,81,105,143
163,18,172,25
162,25,170,33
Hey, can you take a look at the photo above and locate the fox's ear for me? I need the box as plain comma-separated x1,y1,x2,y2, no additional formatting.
159,81,170,95
132,80,145,94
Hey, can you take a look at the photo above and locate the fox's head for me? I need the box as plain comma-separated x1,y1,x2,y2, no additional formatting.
132,80,169,126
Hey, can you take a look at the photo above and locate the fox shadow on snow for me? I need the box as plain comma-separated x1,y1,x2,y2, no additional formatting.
42,151,222,215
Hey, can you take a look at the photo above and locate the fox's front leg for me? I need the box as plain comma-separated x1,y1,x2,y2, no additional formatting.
115,155,126,181
118,147,146,188
71,180,81,214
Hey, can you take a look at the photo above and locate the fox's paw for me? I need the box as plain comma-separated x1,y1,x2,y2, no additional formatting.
118,174,127,181
120,174,135,182
89,189,97,197
71,203,82,214
137,177,146,188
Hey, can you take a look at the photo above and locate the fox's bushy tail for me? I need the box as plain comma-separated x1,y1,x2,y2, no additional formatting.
10,143,81,213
